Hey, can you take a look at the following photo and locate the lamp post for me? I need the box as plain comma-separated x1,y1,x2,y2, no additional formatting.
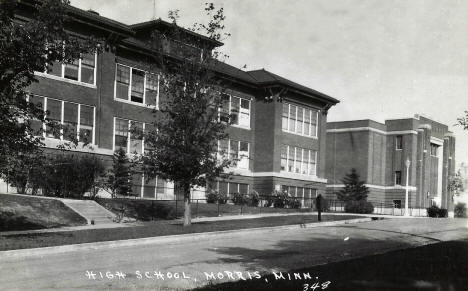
405,159,411,217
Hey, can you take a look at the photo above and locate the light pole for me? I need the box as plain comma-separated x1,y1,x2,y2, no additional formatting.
405,159,411,217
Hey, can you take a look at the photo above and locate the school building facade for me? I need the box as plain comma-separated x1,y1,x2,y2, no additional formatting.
2,3,339,203
325,115,456,211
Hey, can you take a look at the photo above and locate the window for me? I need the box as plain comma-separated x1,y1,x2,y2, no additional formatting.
219,93,251,128
395,135,403,150
45,53,96,85
395,171,402,185
280,145,287,171
393,200,402,209
115,63,159,106
28,96,95,143
218,139,250,170
282,103,318,137
281,145,317,176
430,143,439,157
114,118,145,154
217,181,249,197
281,186,317,208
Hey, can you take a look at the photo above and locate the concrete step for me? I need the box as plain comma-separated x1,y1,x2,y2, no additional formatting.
60,199,116,225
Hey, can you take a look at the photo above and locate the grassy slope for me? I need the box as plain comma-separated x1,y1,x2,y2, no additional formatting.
97,198,315,221
0,214,359,251
0,194,87,231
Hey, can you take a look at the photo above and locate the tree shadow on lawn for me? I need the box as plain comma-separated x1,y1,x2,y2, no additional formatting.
197,237,468,290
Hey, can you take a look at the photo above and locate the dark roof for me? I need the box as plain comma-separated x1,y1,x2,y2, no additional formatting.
206,59,258,84
66,5,134,36
130,19,223,48
247,69,339,104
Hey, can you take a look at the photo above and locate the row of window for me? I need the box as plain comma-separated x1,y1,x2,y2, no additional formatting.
282,103,318,137
45,53,96,85
218,139,250,170
217,181,250,196
28,95,95,143
115,64,159,106
281,145,317,176
114,118,150,155
220,93,251,128
396,136,440,157
281,185,317,207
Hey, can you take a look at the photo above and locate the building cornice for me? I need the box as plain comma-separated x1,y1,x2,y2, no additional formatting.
326,127,418,136
326,184,417,191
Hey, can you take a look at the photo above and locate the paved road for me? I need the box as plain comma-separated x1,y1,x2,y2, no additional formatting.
1,218,468,290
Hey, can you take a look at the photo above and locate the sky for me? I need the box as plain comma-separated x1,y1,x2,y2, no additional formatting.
72,0,468,168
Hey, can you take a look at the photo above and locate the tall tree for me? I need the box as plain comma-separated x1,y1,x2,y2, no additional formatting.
338,168,369,202
141,3,233,226
0,0,97,176
106,148,135,198
448,170,464,198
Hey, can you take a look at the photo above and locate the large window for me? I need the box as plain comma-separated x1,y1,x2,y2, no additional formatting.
45,53,96,85
395,135,403,150
430,143,439,157
114,118,145,154
115,64,159,106
282,103,318,137
280,145,317,176
281,185,317,208
395,171,402,185
28,95,95,143
217,181,249,198
218,139,250,169
219,93,251,128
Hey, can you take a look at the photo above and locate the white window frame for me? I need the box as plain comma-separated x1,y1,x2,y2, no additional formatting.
113,117,145,155
27,95,95,144
282,145,317,177
114,63,159,109
282,103,319,138
217,139,250,170
218,93,251,129
217,181,249,195
395,135,403,150
40,52,97,87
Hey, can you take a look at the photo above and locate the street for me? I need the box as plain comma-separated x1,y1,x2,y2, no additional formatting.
1,218,468,290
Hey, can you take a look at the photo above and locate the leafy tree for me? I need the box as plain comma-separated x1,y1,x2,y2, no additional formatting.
448,170,464,197
457,111,468,130
0,0,98,176
141,3,233,226
3,150,44,194
106,148,135,198
337,168,369,202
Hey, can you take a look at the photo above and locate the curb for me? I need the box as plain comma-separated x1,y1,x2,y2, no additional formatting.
0,217,371,260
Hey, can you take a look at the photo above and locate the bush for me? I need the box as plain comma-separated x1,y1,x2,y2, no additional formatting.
232,192,248,205
454,202,467,218
205,190,227,204
345,200,374,214
427,205,448,218
217,193,228,204
248,191,260,207
273,191,289,208
289,198,302,209
206,190,219,203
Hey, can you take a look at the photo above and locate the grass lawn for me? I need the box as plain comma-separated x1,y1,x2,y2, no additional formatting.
97,198,315,221
0,194,87,231
0,214,360,251
196,240,468,290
